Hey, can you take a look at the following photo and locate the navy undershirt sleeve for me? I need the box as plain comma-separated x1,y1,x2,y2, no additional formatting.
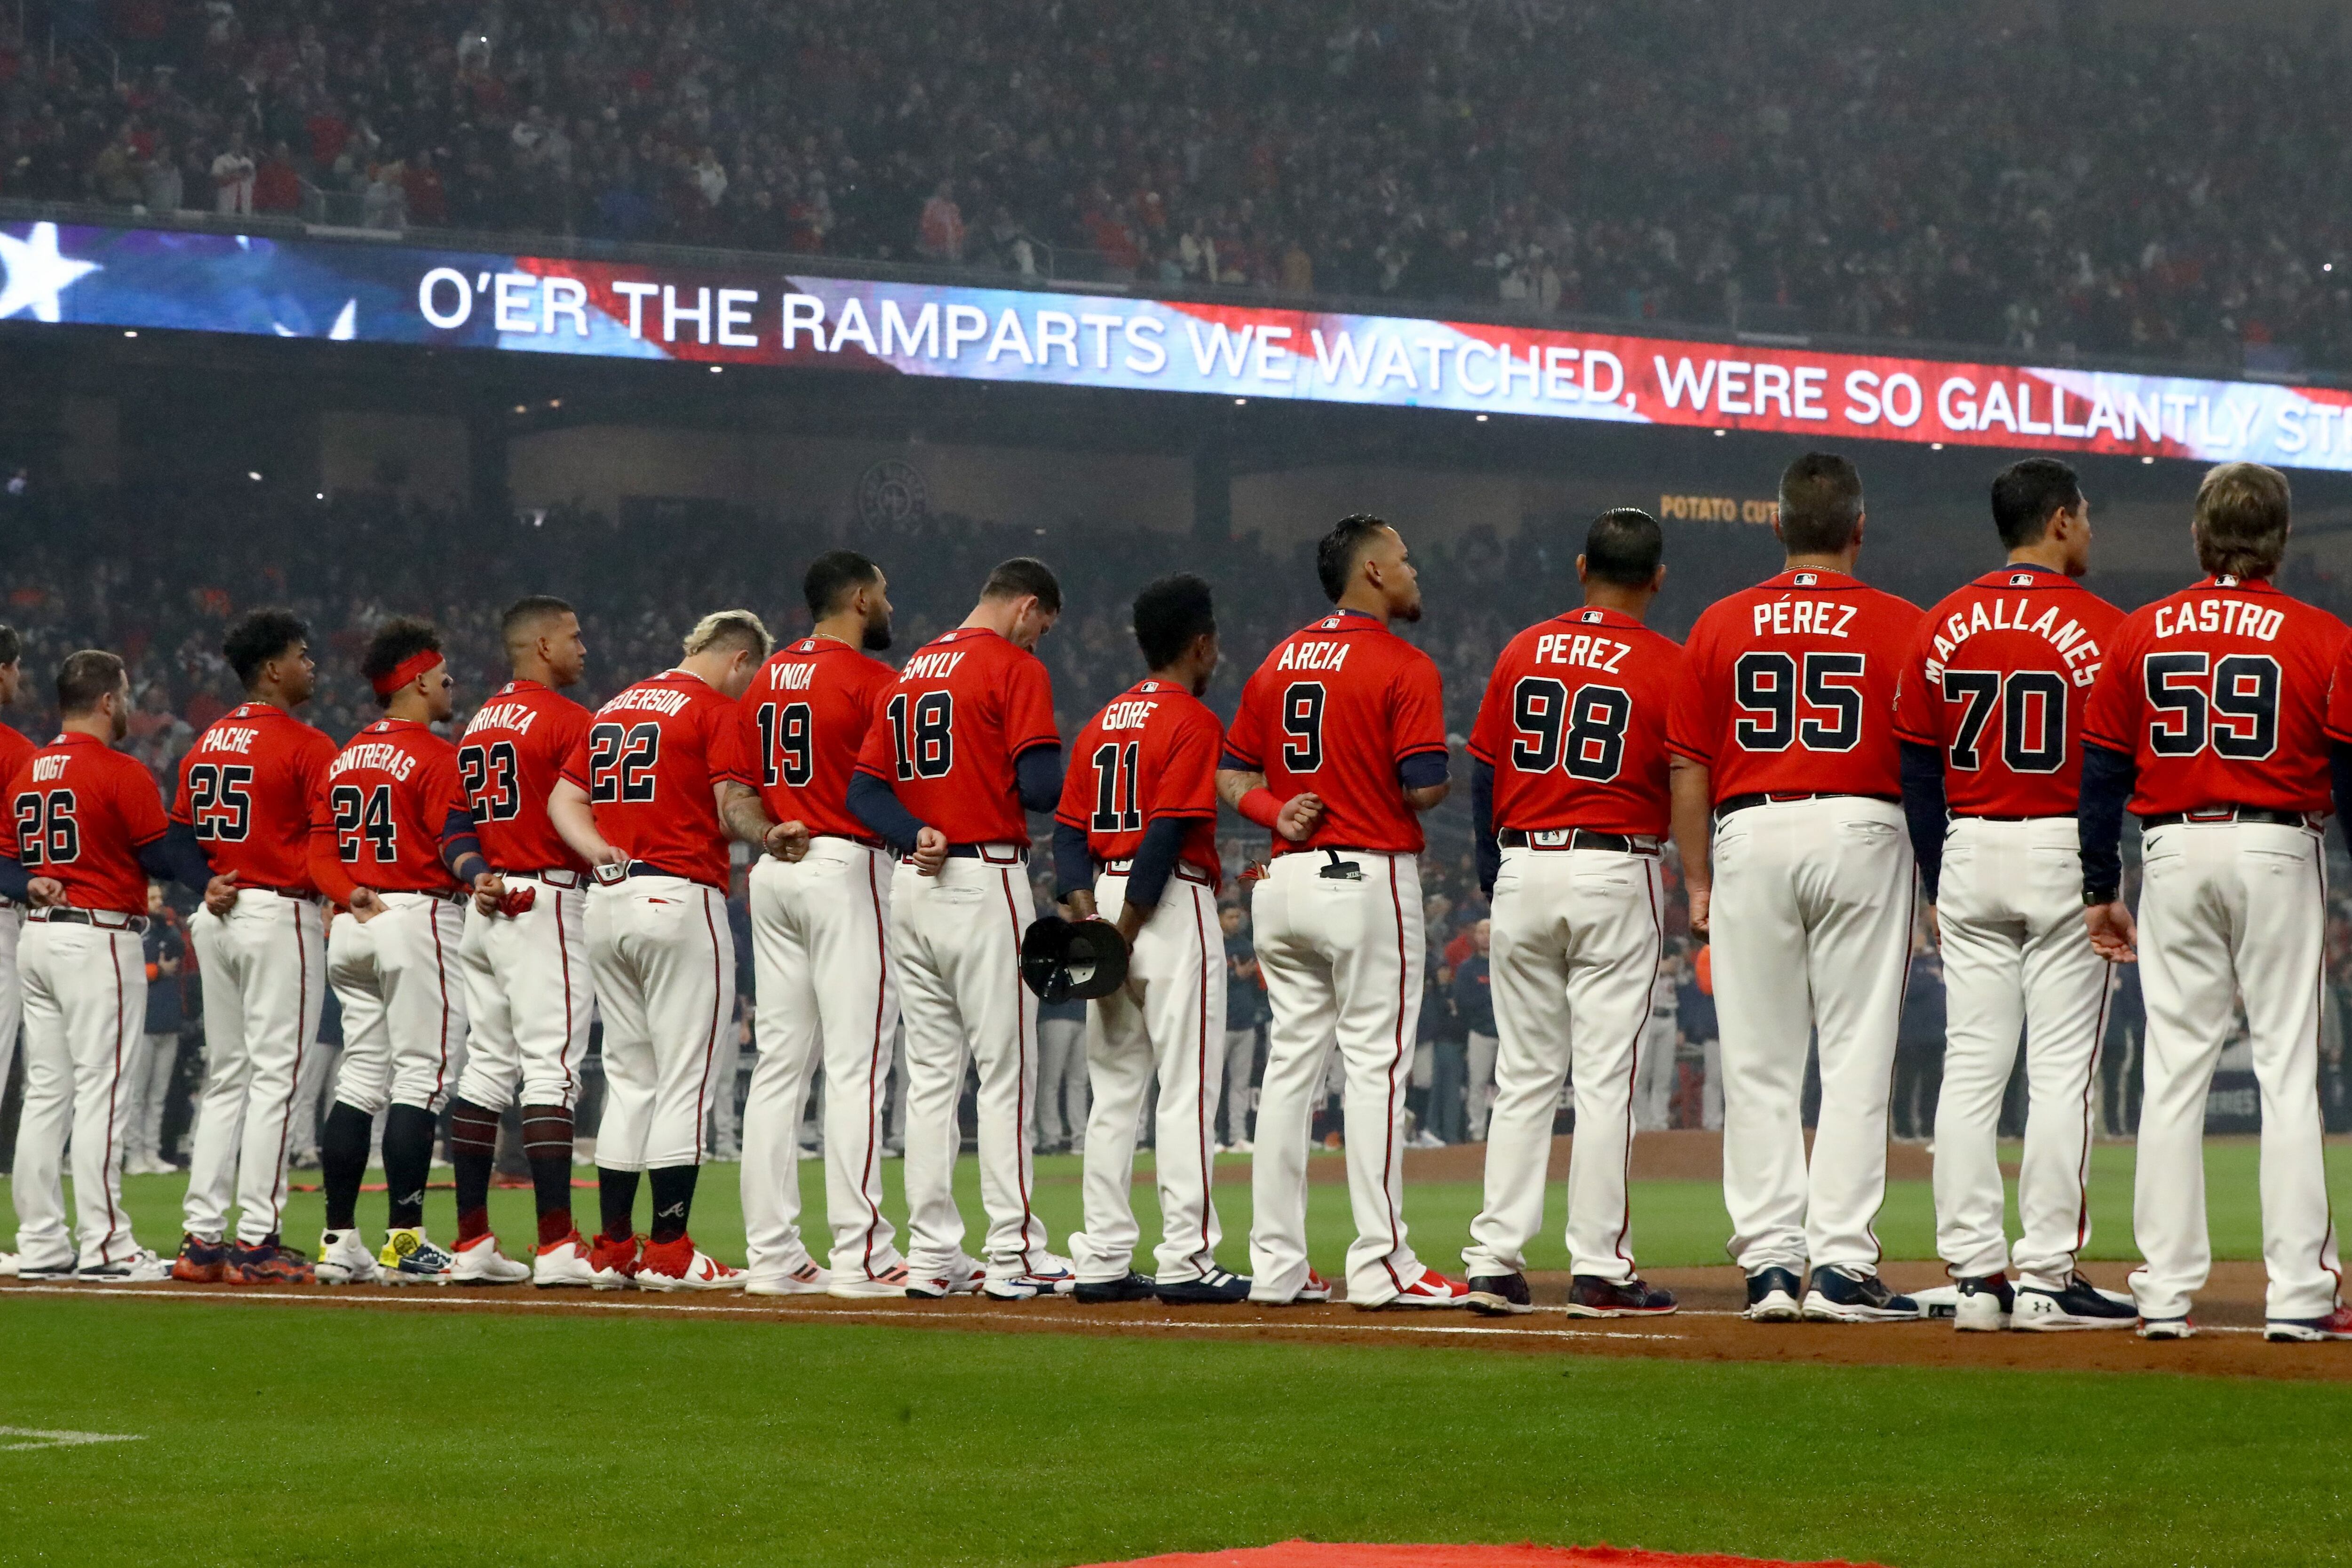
1398,750,1448,790
0,857,31,903
439,806,487,884
2332,743,2352,846
139,821,216,896
847,772,929,857
1899,741,1949,903
1051,820,1094,904
2077,742,2136,905
1471,759,1499,898
1124,816,1190,911
1015,745,1064,814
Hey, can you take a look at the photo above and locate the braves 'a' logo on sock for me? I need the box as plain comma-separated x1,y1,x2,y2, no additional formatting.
397,1189,426,1209
656,1201,687,1221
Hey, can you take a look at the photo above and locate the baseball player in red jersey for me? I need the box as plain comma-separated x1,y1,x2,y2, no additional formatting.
848,557,1071,1300
1668,454,1926,1324
447,596,598,1287
1052,574,1248,1305
0,625,35,1192
737,552,910,1298
169,610,337,1287
2082,463,2352,1342
1,651,220,1281
307,618,502,1286
552,610,781,1292
1459,509,1682,1319
1217,515,1468,1310
1895,460,2134,1332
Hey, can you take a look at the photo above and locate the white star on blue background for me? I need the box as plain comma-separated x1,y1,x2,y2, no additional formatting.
0,223,101,323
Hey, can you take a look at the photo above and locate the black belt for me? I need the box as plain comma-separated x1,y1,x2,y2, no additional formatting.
1103,857,1214,884
620,860,723,890
30,907,149,933
933,842,1026,864
2139,805,2315,830
1498,828,1660,855
1715,791,1900,822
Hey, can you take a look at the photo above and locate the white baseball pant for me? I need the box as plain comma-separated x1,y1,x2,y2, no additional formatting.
183,891,328,1245
12,919,147,1267
455,874,593,1113
1248,848,1429,1305
893,849,1049,1284
741,842,903,1284
587,874,734,1172
0,904,20,1122
1710,795,1915,1276
1931,816,2110,1285
327,894,466,1117
2129,820,2342,1322
1464,845,1664,1284
1069,869,1228,1285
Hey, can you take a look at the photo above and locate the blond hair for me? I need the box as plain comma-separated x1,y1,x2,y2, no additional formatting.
682,609,773,661
2193,462,2291,580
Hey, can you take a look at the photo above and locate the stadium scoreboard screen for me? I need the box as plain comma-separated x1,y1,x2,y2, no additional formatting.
8,217,2352,472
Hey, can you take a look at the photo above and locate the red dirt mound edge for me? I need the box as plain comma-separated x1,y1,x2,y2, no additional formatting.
1082,1542,1884,1568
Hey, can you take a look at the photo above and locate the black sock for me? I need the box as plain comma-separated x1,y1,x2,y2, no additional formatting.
648,1164,698,1245
522,1105,576,1242
448,1097,500,1240
320,1102,373,1232
597,1167,640,1242
382,1104,437,1230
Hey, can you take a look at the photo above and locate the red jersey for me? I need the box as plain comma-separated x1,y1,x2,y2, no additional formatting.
171,702,338,892
1468,606,1681,839
310,718,468,894
3,731,170,915
459,680,591,874
0,725,34,804
1895,567,2124,819
1224,610,1448,856
560,669,752,889
741,638,893,842
2085,576,2348,818
1668,569,1923,801
852,627,1057,844
1055,679,1224,889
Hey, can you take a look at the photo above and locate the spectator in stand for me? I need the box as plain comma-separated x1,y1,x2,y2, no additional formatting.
1892,942,1947,1143
1454,919,1496,1142
252,141,302,215
1219,902,1262,1153
1680,942,1722,1132
122,883,189,1176
210,130,254,216
140,136,184,215
918,182,965,265
403,149,448,227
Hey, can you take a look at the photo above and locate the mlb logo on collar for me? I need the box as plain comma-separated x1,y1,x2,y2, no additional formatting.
2008,572,2038,587
1793,572,1819,587
1319,617,1343,630
1579,609,1604,623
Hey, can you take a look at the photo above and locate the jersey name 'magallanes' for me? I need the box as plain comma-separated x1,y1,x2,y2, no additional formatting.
2153,597,2287,642
328,743,419,782
1923,598,2106,688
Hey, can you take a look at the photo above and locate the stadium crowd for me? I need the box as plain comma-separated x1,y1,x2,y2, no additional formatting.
4,1,2352,368
4,473,2352,1184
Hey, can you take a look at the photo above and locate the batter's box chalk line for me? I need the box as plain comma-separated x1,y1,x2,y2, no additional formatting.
0,1426,145,1452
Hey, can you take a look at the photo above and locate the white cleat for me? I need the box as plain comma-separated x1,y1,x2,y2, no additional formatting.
315,1229,382,1286
2013,1275,2138,1331
634,1243,746,1292
450,1233,531,1286
0,1252,18,1279
531,1233,604,1289
77,1248,173,1283
745,1259,831,1297
829,1263,912,1299
906,1253,986,1299
984,1251,1079,1300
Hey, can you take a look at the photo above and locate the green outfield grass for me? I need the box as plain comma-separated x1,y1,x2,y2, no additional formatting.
4,1136,2343,1274
0,1294,2347,1568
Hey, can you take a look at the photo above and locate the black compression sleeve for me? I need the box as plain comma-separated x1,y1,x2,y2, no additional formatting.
2333,743,2352,846
1051,820,1094,904
2077,742,2136,905
1471,759,1499,898
439,806,486,884
847,771,928,857
0,857,29,903
1124,816,1190,911
1899,741,1949,903
1398,750,1448,790
137,821,216,896
1014,744,1064,814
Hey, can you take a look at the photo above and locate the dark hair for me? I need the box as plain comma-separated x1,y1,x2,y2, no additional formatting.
1315,513,1393,602
804,550,882,619
1989,458,2083,550
222,608,310,689
499,595,574,647
981,556,1062,614
1583,508,1664,588
2194,462,2292,579
361,616,443,705
56,649,126,715
1777,453,1865,554
1132,574,1216,670
0,623,19,668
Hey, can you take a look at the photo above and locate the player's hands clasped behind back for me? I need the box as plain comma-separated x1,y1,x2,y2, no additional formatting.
911,825,950,876
763,819,811,863
471,870,506,917
2084,899,2138,963
203,870,240,917
1274,791,1324,843
348,885,386,923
